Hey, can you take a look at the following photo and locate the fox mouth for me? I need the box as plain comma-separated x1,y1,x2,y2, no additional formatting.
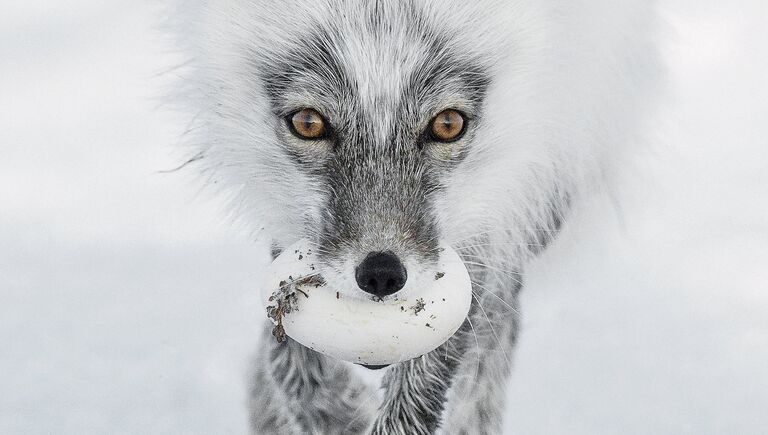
263,239,473,365
359,364,389,370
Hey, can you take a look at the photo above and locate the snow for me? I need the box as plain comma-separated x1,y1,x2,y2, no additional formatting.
1,1,766,433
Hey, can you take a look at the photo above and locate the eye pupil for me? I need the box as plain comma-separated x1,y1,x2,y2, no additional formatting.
290,109,327,139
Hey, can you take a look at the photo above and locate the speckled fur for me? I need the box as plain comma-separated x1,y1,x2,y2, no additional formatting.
168,0,659,433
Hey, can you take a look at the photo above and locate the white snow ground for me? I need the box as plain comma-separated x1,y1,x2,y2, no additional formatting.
1,1,766,434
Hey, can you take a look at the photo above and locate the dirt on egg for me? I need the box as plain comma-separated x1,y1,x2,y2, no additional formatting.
266,273,325,343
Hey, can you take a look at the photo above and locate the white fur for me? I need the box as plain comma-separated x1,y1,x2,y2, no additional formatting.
166,1,660,433
169,0,659,259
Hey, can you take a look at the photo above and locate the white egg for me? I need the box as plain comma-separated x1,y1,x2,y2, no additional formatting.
262,240,472,365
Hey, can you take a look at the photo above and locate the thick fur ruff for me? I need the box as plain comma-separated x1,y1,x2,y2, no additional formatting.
167,0,660,433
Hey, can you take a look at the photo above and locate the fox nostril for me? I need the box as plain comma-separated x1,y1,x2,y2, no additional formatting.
355,251,407,298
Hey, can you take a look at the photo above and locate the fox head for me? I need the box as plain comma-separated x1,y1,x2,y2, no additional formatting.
172,0,658,298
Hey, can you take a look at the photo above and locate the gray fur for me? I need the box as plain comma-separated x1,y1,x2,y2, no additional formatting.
249,326,376,434
169,0,660,432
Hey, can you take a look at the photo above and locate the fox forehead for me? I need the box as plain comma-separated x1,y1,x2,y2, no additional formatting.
250,0,493,143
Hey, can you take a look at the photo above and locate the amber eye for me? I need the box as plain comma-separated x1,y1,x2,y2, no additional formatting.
429,109,466,142
289,108,327,139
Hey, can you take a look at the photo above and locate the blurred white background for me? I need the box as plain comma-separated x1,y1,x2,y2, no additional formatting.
1,1,766,434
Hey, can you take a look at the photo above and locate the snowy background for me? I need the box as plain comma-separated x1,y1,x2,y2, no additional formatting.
1,1,766,434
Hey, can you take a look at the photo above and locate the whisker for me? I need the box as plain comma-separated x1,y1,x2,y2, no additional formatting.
450,227,560,247
449,231,495,245
455,242,545,251
470,280,520,317
459,253,523,272
462,261,523,285
465,315,481,388
471,292,512,370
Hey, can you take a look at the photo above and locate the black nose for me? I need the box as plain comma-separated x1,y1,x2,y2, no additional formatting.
355,251,407,298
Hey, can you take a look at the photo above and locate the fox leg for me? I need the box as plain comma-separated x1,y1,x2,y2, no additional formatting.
368,333,468,435
249,324,377,434
370,273,521,435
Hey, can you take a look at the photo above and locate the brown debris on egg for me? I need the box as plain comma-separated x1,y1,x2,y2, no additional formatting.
410,298,426,316
266,274,326,343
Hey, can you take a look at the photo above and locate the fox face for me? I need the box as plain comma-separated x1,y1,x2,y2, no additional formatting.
175,0,657,300
252,5,495,299
178,0,509,300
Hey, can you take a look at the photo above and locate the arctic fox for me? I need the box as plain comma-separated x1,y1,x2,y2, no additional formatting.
170,0,659,433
